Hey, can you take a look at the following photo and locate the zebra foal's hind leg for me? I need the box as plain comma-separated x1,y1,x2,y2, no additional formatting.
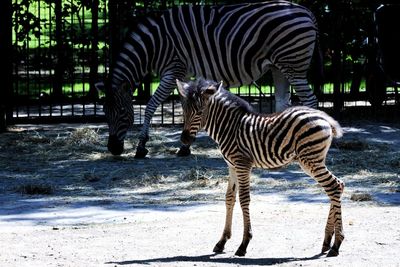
299,159,345,257
324,178,345,257
214,166,238,253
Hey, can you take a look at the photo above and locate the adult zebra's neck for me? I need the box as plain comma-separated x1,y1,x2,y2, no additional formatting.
110,17,169,89
204,89,253,144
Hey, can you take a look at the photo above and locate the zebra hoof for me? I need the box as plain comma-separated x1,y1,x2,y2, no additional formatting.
234,248,246,257
177,146,191,157
213,243,224,254
134,147,148,158
321,245,331,253
326,248,339,257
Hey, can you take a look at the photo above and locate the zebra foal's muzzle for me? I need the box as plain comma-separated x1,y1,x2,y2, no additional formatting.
181,129,196,145
107,135,124,155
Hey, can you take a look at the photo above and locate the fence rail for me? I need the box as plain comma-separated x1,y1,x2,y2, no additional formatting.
2,0,399,129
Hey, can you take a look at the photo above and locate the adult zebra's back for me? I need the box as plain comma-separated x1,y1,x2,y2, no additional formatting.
96,1,321,158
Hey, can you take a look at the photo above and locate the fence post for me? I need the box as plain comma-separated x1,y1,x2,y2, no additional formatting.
0,0,12,132
53,0,66,99
108,0,121,70
88,0,99,100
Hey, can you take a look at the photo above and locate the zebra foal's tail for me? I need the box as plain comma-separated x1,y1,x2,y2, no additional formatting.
321,111,343,139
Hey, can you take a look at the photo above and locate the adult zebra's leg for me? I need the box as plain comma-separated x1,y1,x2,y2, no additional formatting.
177,144,191,157
135,76,178,158
299,160,345,257
234,163,253,257
214,166,238,253
277,63,318,109
271,67,291,112
288,76,318,109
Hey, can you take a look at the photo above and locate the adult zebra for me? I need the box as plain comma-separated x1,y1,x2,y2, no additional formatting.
177,78,344,257
96,1,321,158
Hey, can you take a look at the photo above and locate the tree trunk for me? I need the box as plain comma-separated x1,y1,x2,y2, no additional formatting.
0,0,13,131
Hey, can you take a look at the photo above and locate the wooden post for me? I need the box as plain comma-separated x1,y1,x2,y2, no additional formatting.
0,0,13,131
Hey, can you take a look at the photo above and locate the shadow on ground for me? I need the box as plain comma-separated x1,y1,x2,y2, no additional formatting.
0,122,399,226
107,252,325,266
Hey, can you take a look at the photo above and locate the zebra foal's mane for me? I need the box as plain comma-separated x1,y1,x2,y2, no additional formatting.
185,78,255,114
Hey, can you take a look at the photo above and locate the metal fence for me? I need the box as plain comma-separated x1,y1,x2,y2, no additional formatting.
2,0,399,128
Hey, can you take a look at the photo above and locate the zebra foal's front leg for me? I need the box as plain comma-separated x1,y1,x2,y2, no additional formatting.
213,166,237,253
234,164,253,256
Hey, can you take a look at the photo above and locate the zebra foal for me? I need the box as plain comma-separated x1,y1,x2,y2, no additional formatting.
177,78,345,257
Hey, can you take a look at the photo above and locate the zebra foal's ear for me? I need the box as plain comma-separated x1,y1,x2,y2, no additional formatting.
203,80,223,95
176,79,188,98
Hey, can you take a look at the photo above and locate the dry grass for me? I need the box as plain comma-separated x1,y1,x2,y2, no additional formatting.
1,124,399,206
66,128,101,146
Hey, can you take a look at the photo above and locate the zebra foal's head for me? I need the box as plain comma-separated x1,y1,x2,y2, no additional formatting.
177,78,223,145
96,81,134,155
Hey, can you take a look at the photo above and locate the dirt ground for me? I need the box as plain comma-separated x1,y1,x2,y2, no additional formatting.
0,121,399,267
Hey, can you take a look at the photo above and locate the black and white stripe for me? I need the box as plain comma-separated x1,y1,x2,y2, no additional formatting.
177,78,344,257
98,1,320,157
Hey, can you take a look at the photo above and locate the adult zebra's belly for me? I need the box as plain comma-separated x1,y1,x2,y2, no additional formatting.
189,60,271,87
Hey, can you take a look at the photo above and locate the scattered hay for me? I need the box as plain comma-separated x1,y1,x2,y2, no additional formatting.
66,128,101,146
1,124,399,207
350,192,373,202
140,173,164,186
180,167,216,187
24,132,51,144
182,168,199,181
16,183,54,195
181,167,212,181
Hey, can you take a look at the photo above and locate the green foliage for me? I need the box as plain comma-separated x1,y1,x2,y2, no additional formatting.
11,0,378,100
13,0,46,43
